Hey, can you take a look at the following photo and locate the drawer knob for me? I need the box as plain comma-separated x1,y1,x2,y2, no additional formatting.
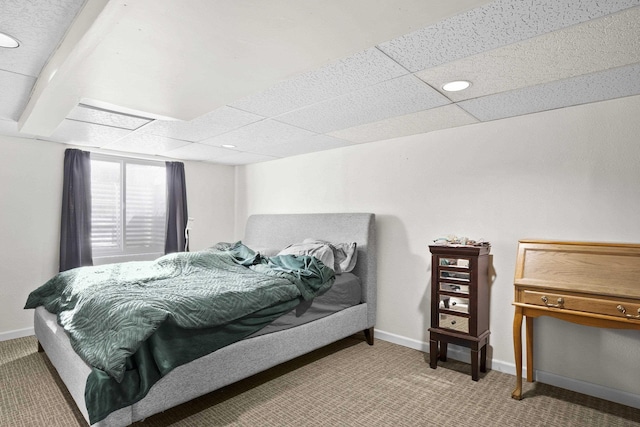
541,296,564,308
617,305,640,319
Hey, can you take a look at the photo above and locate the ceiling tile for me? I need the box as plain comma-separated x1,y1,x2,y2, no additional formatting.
247,134,353,157
45,119,132,147
328,104,479,143
229,47,409,116
457,62,640,122
416,7,640,102
212,152,278,165
66,105,152,130
102,132,191,155
0,0,85,76
0,70,35,121
378,0,640,72
275,75,451,134
141,106,264,142
201,119,317,151
162,142,238,162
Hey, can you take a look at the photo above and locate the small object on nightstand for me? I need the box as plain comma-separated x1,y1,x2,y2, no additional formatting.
428,244,491,381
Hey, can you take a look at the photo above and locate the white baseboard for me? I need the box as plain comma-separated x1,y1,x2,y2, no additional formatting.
374,328,640,410
0,327,34,342
534,370,640,410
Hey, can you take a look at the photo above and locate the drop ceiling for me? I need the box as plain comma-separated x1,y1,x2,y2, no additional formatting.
1,0,640,165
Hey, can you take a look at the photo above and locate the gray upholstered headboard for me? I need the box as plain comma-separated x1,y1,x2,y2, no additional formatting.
243,213,377,327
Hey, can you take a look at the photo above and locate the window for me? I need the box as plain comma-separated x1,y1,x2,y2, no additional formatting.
91,155,166,264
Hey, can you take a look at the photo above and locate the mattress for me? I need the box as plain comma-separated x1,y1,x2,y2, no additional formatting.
250,272,361,337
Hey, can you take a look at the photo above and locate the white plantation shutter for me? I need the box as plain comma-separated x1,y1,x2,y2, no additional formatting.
91,159,122,252
91,155,166,263
125,163,166,251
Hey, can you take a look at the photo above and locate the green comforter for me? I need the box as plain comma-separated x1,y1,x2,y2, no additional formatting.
25,242,335,423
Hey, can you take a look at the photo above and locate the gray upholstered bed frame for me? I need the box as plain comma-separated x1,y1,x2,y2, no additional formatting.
33,213,376,426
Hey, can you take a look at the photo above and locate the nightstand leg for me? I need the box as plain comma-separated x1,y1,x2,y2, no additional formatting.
480,344,487,373
439,342,448,361
471,348,479,381
429,338,438,369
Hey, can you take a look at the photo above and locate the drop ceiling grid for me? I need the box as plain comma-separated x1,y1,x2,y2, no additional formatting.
47,120,132,148
5,0,640,165
0,0,86,76
376,0,640,72
414,7,640,102
163,142,241,162
102,132,191,155
228,47,410,117
67,106,152,130
140,106,265,142
273,74,451,134
200,119,319,151
242,134,353,158
212,151,277,165
328,104,479,144
457,62,640,122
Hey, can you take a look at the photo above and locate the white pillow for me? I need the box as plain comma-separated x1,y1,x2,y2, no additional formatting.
277,242,335,270
302,239,358,274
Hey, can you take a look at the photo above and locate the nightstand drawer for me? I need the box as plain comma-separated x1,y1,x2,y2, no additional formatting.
439,313,469,334
439,258,470,268
439,296,469,314
439,282,469,295
522,290,640,320
439,270,470,282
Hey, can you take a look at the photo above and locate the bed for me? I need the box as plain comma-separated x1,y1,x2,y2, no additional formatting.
29,213,376,426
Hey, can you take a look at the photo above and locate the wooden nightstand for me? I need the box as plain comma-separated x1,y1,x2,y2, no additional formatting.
428,244,490,381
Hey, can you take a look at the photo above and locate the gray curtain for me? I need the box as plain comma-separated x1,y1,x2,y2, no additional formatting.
165,162,188,254
59,149,93,272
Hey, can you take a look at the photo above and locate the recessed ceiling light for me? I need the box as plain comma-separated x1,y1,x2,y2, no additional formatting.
0,31,20,48
221,144,236,149
442,80,471,92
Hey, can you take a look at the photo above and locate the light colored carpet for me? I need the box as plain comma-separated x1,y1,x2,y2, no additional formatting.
1,334,639,426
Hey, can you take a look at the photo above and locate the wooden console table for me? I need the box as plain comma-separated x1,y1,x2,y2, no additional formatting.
512,240,640,400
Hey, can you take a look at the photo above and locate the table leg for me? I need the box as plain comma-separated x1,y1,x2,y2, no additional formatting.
512,306,523,400
526,316,534,382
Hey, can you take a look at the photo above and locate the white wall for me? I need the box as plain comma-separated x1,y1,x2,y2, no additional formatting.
0,136,236,339
0,137,65,338
183,160,236,250
235,95,640,404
